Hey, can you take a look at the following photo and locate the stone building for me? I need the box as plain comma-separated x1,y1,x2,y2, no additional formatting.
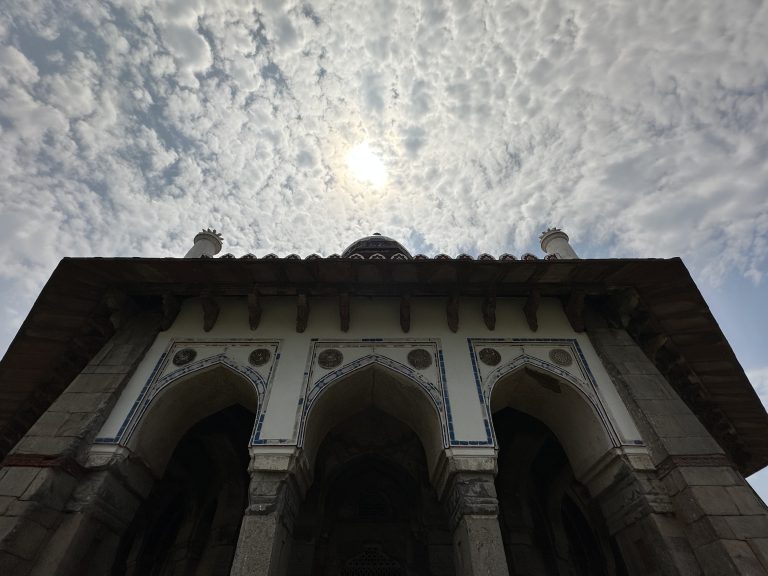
1,228,768,575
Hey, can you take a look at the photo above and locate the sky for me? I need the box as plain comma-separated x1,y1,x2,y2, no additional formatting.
1,0,767,491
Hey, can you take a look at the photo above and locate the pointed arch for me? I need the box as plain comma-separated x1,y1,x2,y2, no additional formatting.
300,357,447,479
123,359,261,475
487,356,619,478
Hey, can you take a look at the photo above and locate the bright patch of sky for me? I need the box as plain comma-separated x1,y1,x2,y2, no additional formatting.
1,1,767,492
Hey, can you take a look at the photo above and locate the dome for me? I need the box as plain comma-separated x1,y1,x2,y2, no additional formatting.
341,233,412,260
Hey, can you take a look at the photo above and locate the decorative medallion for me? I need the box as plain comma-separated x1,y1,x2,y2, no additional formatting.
549,348,573,366
318,348,343,369
249,348,271,366
407,348,432,370
478,347,501,366
172,348,197,366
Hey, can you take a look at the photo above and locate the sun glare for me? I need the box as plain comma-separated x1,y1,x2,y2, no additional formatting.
346,142,387,188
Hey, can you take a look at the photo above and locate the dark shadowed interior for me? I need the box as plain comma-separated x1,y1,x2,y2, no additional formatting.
112,404,253,576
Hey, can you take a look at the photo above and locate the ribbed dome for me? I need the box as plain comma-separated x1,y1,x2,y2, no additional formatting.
341,233,412,260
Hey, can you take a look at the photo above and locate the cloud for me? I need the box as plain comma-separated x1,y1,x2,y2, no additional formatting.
0,0,767,355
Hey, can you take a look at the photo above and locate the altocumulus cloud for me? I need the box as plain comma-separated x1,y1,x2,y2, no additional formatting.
1,0,767,354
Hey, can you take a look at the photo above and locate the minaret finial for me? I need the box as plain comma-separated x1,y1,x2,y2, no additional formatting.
185,228,224,258
539,228,578,259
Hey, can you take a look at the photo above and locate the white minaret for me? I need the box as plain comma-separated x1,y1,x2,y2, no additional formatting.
539,228,579,259
185,228,224,258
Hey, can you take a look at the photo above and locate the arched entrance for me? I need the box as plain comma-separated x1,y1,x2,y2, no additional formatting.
112,365,260,576
292,365,455,575
490,367,628,576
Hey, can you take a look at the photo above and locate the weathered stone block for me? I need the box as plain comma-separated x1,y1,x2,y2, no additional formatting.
648,414,709,438
27,413,68,438
99,344,137,366
230,513,287,576
6,500,61,529
623,374,675,400
693,539,740,576
596,328,637,346
21,468,78,511
601,344,654,369
621,361,665,376
12,436,75,457
726,486,768,516
748,538,768,570
726,515,768,539
66,373,125,394
0,548,29,575
673,486,738,523
687,516,736,548
49,392,111,415
0,496,13,515
56,412,99,439
90,364,135,374
660,436,723,457
675,466,740,489
0,516,50,560
721,540,765,575
453,515,510,576
0,467,40,498
636,399,693,418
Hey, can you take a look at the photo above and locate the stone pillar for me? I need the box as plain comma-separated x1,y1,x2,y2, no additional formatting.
229,452,302,576
29,456,154,576
586,452,701,575
0,313,160,575
586,314,768,575
437,454,509,576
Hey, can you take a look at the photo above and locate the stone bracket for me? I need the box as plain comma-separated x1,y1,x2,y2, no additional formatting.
523,289,540,331
296,294,309,333
201,294,219,332
248,291,262,330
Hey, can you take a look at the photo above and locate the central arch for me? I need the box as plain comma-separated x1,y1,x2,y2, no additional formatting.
301,362,446,478
292,365,455,575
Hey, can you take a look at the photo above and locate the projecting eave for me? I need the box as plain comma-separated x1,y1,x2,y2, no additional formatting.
1,256,766,475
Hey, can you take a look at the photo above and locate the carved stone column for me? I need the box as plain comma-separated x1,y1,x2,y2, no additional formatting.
229,454,303,576
28,455,154,576
586,452,701,576
444,471,509,576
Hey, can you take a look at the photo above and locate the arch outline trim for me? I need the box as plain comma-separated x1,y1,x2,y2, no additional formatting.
468,338,625,449
94,339,280,447
297,352,450,449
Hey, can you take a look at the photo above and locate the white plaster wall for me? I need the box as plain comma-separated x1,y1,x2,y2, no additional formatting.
96,295,643,452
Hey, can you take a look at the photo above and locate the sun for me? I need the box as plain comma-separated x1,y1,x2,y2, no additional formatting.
346,142,387,188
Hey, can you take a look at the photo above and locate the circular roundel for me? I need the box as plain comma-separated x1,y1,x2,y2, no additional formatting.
407,349,432,370
318,348,343,369
172,348,197,366
549,348,573,366
249,348,271,366
478,348,501,366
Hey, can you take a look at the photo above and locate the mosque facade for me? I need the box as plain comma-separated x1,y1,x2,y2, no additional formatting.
1,229,768,575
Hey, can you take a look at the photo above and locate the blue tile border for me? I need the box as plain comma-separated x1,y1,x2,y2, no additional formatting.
285,339,451,449
95,339,282,447
467,338,627,448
